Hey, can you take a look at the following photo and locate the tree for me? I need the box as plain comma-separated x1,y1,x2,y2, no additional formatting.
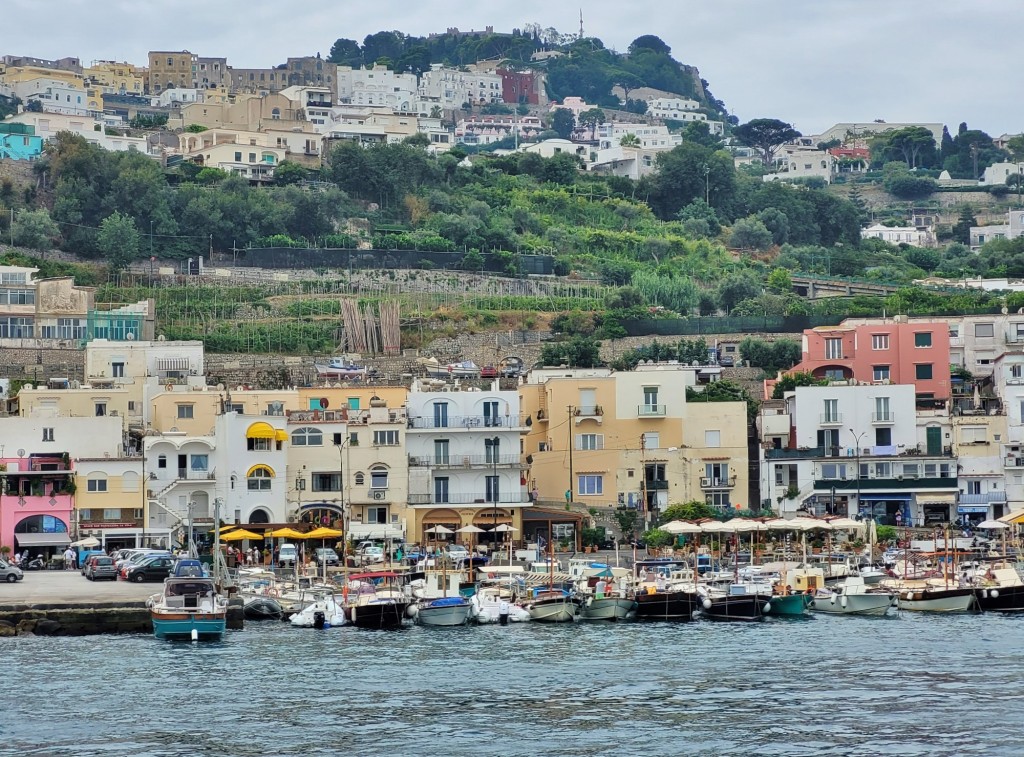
648,142,736,218
717,272,760,311
680,121,721,148
619,133,641,148
739,337,802,374
659,501,721,523
1006,135,1024,162
732,118,801,166
273,161,308,186
756,207,789,246
550,108,576,139
577,108,605,140
951,206,978,245
771,371,827,399
729,216,773,250
882,162,937,199
539,335,602,368
869,126,938,169
766,268,793,294
328,38,362,66
614,508,640,541
676,199,721,234
627,35,672,56
11,208,60,251
97,211,141,270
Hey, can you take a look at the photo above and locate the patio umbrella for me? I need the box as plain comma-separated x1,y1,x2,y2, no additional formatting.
305,526,344,539
71,537,100,548
493,524,519,533
425,525,454,535
662,520,703,535
269,527,308,539
220,529,262,541
455,525,488,580
977,520,1008,530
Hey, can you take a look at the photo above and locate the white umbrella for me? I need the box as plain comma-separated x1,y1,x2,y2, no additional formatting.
763,518,795,531
493,524,519,533
662,520,703,535
425,525,454,535
724,518,761,532
978,519,1009,530
790,517,833,531
71,537,101,548
455,525,488,534
826,517,863,531
699,520,735,532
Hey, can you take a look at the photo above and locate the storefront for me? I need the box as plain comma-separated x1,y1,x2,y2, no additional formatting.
918,494,957,527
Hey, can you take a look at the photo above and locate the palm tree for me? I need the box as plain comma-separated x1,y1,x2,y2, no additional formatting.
619,133,641,148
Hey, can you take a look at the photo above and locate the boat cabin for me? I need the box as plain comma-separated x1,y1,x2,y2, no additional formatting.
782,567,825,593
162,578,217,608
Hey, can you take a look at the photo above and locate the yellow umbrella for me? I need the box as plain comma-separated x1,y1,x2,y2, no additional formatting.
268,527,309,539
220,529,263,541
305,526,344,539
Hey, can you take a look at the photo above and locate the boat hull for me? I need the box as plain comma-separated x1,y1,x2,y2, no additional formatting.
346,600,411,629
765,593,810,616
527,597,581,623
581,597,637,621
416,601,471,626
635,590,699,621
151,612,226,640
809,593,891,616
700,595,766,622
976,584,1024,612
243,597,283,621
896,588,977,613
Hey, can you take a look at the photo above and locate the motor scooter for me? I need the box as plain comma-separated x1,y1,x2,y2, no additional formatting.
25,554,47,571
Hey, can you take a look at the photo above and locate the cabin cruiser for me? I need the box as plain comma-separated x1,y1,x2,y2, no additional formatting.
423,359,481,378
344,572,412,629
290,590,346,629
149,577,228,640
809,576,893,616
313,358,375,380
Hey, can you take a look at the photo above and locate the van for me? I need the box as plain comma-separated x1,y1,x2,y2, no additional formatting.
278,543,298,566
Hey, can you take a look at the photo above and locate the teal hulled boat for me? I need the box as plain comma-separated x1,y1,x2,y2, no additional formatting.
149,577,227,640
766,592,811,616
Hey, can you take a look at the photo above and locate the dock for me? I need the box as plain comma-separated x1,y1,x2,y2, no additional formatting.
0,572,243,637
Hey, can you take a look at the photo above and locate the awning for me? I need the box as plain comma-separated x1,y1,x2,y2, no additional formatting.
157,357,189,371
245,464,275,477
15,532,71,547
998,510,1024,524
919,493,956,505
859,494,912,502
246,422,276,439
275,430,289,443
958,506,990,514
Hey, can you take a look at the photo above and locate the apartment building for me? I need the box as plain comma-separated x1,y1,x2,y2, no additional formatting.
336,65,417,110
148,51,199,94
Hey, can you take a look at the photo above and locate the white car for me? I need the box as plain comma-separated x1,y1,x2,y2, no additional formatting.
1,558,24,583
446,545,470,563
357,546,385,566
278,543,298,566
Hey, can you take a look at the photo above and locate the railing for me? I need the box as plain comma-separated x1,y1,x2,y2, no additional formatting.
408,454,522,468
574,405,603,417
1005,457,1024,468
814,476,954,490
407,415,526,430
700,476,737,489
642,480,669,491
871,412,895,424
765,446,826,460
819,414,843,425
638,404,666,417
408,490,531,505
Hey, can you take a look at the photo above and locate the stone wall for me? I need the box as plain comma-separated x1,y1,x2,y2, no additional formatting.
0,345,85,382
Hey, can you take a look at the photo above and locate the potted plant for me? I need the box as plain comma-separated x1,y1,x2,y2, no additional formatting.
0,545,10,559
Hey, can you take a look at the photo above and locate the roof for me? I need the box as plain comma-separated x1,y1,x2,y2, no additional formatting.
522,508,585,522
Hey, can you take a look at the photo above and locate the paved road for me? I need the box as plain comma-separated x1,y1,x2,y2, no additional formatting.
0,570,159,606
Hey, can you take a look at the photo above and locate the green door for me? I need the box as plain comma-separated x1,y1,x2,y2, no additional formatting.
926,426,942,456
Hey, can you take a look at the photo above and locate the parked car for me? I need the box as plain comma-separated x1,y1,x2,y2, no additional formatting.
119,550,171,579
116,548,165,573
277,543,298,566
480,365,498,378
314,548,340,567
81,555,106,577
124,555,175,583
0,558,24,583
718,354,735,367
85,556,117,581
356,545,384,566
78,551,107,574
445,545,470,563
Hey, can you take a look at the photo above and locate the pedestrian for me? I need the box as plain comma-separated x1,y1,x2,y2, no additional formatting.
595,577,607,600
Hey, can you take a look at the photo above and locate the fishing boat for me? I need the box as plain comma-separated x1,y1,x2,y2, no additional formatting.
526,587,582,622
313,357,375,379
577,567,636,621
974,565,1024,612
808,576,892,616
697,584,768,622
149,577,228,640
888,581,978,613
634,583,700,621
344,572,412,629
423,359,481,379
290,591,346,628
413,596,472,626
765,592,811,616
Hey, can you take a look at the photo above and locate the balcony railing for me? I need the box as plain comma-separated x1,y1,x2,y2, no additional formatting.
407,415,526,430
766,446,825,460
1006,457,1024,468
574,405,603,417
819,414,843,425
814,476,955,490
638,404,667,417
642,480,669,491
871,412,895,424
409,489,531,506
700,476,737,489
408,454,521,469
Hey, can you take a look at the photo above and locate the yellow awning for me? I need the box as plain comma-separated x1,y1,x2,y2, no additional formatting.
245,464,275,478
246,422,276,439
305,526,344,539
998,510,1024,524
275,430,289,442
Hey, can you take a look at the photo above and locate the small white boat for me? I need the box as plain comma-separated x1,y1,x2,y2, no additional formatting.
809,577,892,616
290,591,346,628
581,595,637,621
470,585,531,624
424,359,480,378
887,582,978,613
414,596,472,626
526,588,582,623
313,358,374,379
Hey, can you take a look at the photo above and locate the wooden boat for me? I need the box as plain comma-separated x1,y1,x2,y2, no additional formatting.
765,592,811,616
889,582,978,613
974,566,1024,612
414,596,472,626
698,585,767,622
809,577,892,616
423,359,480,378
344,572,411,629
149,577,227,640
526,588,582,622
578,568,636,621
634,585,700,621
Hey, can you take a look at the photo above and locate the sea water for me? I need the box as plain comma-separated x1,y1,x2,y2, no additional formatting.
2,612,1022,756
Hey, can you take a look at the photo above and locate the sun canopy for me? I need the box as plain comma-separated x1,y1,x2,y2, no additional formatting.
825,517,864,532
493,524,519,533
425,525,454,535
268,527,308,539
16,532,71,547
220,529,263,541
997,511,1024,525
723,518,763,532
977,519,1009,530
662,520,703,535
70,537,101,548
699,520,734,533
246,422,277,440
456,525,488,533
305,526,344,539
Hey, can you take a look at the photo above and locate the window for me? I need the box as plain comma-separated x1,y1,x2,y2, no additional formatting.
967,480,982,495
247,438,271,451
348,432,359,447
824,338,843,360
902,464,919,479
365,506,387,524
95,403,106,417
434,477,449,503
291,427,323,446
373,430,399,446
266,402,284,416
916,364,933,380
576,434,604,451
577,475,603,496
914,332,932,347
874,397,891,422
0,317,33,338
190,455,208,472
87,479,108,492
103,509,120,520
432,402,449,428
485,475,500,503
975,323,994,338
871,334,889,350
42,427,54,442
312,473,341,492
873,366,890,382
157,455,167,469
177,404,194,419
642,432,660,449
962,426,987,443
823,399,840,423
705,463,729,483
1012,365,1023,379
706,491,730,508
370,467,388,489
79,509,92,521
484,438,501,463
247,467,272,491
112,362,125,378
643,387,659,408
875,427,892,446
354,472,365,486
234,151,242,162
705,430,721,447
821,463,847,480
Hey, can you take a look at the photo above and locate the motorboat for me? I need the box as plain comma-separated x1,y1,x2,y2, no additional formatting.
973,565,1024,612
413,596,472,626
313,358,375,380
885,580,978,613
343,572,412,629
244,595,284,621
149,577,227,640
469,583,531,624
290,591,346,629
764,592,811,616
634,584,700,621
577,567,636,621
809,576,892,616
581,594,637,621
697,584,768,622
423,359,481,379
525,587,582,622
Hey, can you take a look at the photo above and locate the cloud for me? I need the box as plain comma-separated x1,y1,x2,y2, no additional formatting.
5,0,1021,134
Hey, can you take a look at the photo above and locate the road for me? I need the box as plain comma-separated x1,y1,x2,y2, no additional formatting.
0,570,159,606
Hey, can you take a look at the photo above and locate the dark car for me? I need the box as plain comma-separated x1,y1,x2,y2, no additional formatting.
125,555,175,582
718,354,735,367
85,556,118,581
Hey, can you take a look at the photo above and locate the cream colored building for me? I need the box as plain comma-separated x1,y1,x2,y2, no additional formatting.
177,128,286,181
17,383,137,433
84,61,145,96
148,51,198,94
520,364,750,520
74,457,154,549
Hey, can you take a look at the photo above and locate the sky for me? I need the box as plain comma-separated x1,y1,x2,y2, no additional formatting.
6,0,1021,137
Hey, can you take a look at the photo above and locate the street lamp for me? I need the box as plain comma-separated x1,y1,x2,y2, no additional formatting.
850,429,867,519
490,436,500,549
335,437,349,550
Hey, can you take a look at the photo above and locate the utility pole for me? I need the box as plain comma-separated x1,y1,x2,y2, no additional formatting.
851,429,866,519
640,433,648,529
567,405,574,508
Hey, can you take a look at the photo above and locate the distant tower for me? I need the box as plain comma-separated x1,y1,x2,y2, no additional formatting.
579,9,584,39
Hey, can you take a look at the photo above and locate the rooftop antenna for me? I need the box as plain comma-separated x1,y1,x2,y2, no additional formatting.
579,9,584,40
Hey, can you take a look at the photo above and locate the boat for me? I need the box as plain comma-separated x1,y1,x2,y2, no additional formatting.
808,576,892,616
974,565,1024,612
313,358,375,380
525,587,582,622
290,591,346,628
423,359,481,379
149,577,228,640
244,595,284,621
697,584,768,622
343,572,412,629
469,583,531,623
577,566,636,621
765,592,811,616
414,596,472,626
888,581,978,613
634,584,700,621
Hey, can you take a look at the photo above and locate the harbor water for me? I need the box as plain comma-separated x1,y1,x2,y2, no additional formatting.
3,612,1023,757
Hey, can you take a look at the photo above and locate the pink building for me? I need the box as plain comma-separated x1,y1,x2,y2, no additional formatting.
0,455,74,559
784,320,951,401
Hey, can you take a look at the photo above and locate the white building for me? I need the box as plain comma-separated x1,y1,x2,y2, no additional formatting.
811,122,945,149
979,161,1024,186
337,66,417,111
418,65,503,110
1,111,147,152
861,224,937,247
646,97,699,120
3,77,100,116
764,145,835,184
970,210,1024,250
597,123,680,151
455,114,543,145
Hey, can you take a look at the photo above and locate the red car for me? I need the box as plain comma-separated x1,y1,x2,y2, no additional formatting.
480,365,498,378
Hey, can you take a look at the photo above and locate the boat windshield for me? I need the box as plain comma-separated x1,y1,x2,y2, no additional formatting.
165,580,216,596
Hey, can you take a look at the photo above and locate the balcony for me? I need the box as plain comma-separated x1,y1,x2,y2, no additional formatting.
814,476,955,490
871,412,895,424
765,446,826,460
819,414,843,426
407,415,526,430
700,476,737,489
409,489,531,506
638,404,667,417
574,406,603,418
643,479,669,491
1005,456,1024,468
408,454,522,469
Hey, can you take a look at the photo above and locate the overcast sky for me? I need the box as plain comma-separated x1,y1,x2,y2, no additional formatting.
6,0,1021,136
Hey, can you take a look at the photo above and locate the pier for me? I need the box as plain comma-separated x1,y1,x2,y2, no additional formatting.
0,572,244,636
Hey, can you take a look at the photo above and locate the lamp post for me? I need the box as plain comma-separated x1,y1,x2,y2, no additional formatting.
850,429,867,519
490,436,500,551
335,437,349,555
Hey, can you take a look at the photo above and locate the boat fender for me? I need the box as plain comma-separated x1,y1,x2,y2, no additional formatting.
840,595,848,609
981,589,988,599
407,605,419,618
268,588,280,597
762,602,771,614
991,589,999,599
904,592,913,601
702,598,712,610
830,595,837,605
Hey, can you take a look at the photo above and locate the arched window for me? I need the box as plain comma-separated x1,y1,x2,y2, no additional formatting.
354,472,365,486
247,465,274,491
370,466,388,489
291,427,323,446
271,107,281,119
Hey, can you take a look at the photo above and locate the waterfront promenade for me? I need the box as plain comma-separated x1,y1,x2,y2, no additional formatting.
0,571,158,605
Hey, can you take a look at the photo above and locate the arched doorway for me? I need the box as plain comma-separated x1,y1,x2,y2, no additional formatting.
14,514,70,558
298,503,344,530
248,508,272,524
421,508,460,548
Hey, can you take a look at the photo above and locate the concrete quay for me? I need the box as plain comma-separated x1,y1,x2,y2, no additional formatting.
0,571,243,637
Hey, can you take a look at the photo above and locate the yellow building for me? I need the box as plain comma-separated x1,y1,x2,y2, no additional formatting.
148,50,198,94
148,387,300,436
83,61,145,95
520,365,750,519
17,383,137,432
0,64,84,87
74,457,149,550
